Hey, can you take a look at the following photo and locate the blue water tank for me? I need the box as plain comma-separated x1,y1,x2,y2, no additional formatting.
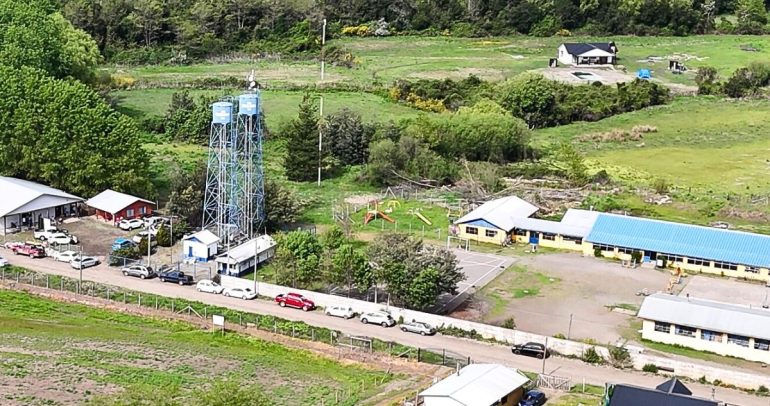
212,102,233,124
238,93,260,116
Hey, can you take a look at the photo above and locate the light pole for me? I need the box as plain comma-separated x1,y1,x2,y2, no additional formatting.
146,224,151,267
317,18,327,186
168,216,174,265
78,244,83,285
253,236,258,293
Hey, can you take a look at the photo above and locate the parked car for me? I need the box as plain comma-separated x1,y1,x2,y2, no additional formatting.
400,321,436,336
71,256,99,269
143,216,168,228
132,231,156,244
54,250,80,263
360,311,396,327
196,279,224,294
118,218,144,231
111,238,136,251
519,390,547,406
0,255,7,267
275,292,315,311
33,228,57,240
121,265,156,279
223,287,257,300
158,269,194,285
325,305,355,319
46,232,78,245
12,244,45,258
511,342,549,359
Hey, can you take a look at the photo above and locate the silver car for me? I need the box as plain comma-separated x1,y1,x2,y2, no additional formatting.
121,265,156,279
400,321,436,336
71,256,99,269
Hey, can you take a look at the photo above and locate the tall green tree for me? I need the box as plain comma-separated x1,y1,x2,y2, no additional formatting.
273,230,322,288
497,73,559,129
736,0,767,33
331,244,372,295
263,180,305,232
166,161,206,227
284,95,320,182
323,108,374,167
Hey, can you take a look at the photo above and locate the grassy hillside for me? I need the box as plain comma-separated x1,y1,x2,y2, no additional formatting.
0,289,393,405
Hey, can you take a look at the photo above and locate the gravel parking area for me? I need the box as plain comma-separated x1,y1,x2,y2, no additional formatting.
679,275,770,308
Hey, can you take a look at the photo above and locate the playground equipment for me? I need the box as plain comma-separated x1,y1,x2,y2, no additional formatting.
414,211,432,226
364,200,395,225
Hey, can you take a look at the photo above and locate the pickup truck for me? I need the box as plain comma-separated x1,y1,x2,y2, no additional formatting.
12,244,45,258
158,269,194,285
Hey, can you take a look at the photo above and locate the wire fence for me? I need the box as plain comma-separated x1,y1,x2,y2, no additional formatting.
0,266,471,372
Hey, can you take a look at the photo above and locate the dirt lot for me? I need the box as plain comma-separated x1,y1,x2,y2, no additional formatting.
453,252,671,344
537,67,636,85
680,275,770,307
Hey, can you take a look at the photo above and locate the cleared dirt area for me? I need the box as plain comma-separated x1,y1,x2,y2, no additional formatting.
537,67,636,85
680,275,770,307
453,253,671,344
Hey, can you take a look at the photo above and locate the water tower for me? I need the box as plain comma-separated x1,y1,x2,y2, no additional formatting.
202,92,265,242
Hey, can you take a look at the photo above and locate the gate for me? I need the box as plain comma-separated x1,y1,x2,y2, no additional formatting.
536,374,571,391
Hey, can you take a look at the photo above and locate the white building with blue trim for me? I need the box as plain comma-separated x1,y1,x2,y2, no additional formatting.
182,230,220,262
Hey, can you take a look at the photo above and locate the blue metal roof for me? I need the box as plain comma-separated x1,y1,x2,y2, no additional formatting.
586,214,770,268
461,219,502,230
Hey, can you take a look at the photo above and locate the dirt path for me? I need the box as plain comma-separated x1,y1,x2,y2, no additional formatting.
3,252,767,406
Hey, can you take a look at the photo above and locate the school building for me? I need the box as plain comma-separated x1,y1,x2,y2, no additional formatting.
638,294,770,364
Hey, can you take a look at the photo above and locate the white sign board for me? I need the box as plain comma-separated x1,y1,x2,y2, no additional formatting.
212,315,225,327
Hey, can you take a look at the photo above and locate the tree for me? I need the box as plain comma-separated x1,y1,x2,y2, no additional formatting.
284,95,320,182
166,161,206,227
263,180,305,232
273,230,322,288
695,66,720,95
735,0,767,33
0,65,152,197
321,225,347,250
497,73,559,128
545,142,590,186
156,225,171,247
164,91,218,144
331,244,372,295
323,108,374,167
368,233,464,310
127,0,164,47
51,13,102,83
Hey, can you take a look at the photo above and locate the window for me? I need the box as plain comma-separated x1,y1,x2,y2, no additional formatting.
688,257,710,266
465,227,478,235
139,206,146,214
563,235,582,244
658,253,683,263
746,266,761,274
714,261,738,271
654,321,670,333
126,208,134,217
618,246,634,255
542,233,556,241
728,334,750,347
701,330,722,342
594,243,614,252
485,229,497,238
675,325,696,338
514,229,527,236
755,339,770,351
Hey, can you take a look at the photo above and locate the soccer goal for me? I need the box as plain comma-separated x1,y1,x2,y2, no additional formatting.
447,236,470,251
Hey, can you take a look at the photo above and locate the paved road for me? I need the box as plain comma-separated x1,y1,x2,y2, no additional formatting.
3,253,765,406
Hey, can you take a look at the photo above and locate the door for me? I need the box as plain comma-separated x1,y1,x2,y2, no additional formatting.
643,251,657,262
529,232,540,245
188,246,193,258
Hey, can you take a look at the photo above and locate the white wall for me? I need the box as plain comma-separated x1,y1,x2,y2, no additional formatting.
221,276,770,390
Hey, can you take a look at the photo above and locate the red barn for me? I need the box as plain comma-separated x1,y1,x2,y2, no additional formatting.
86,189,155,224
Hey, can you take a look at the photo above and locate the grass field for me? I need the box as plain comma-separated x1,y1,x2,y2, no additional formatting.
0,289,396,405
113,88,426,130
479,266,561,321
112,35,770,88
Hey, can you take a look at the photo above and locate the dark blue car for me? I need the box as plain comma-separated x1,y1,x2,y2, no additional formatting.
519,390,547,406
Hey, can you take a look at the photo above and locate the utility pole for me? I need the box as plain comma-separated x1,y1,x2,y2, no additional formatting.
253,237,258,294
79,244,83,285
317,18,327,186
146,224,151,267
169,217,174,265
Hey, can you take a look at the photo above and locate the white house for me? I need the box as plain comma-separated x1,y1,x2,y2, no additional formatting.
557,42,617,66
419,364,530,406
215,235,277,276
0,177,82,235
182,230,220,262
638,293,770,364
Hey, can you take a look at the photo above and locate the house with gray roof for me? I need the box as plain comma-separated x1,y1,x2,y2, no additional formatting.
638,293,770,363
0,177,82,235
557,42,618,65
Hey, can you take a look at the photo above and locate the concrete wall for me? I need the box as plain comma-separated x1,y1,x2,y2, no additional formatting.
641,320,770,364
457,224,506,245
220,276,770,390
581,242,770,282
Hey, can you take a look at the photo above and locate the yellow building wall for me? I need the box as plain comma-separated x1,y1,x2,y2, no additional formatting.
581,243,770,282
641,320,770,364
515,230,583,252
457,224,507,245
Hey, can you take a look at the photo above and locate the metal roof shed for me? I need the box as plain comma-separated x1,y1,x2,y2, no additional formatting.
638,293,770,341
586,213,770,268
455,196,538,232
419,364,530,406
215,235,277,276
0,177,83,235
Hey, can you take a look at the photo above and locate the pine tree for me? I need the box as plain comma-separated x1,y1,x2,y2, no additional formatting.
284,95,320,182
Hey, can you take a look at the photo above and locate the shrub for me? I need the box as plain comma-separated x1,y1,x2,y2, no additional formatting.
642,363,659,373
608,345,632,369
582,346,604,364
698,376,708,384
553,333,566,339
501,317,516,329
652,178,671,194
631,251,643,264
594,246,603,257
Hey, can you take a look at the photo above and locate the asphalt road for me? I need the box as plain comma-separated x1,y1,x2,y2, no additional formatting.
3,252,765,406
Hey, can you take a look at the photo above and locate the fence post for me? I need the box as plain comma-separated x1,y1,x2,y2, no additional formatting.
442,349,446,366
239,313,242,325
138,294,142,307
123,292,126,304
16,271,19,283
2,266,4,280
417,348,421,362
311,329,315,341
273,320,277,333
172,300,175,312
60,278,63,291
107,289,111,302
292,325,295,337
76,281,80,295
31,273,34,286
46,275,49,289
155,297,158,310
204,307,207,319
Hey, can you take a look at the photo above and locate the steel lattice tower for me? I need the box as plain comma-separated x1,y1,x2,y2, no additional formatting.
202,92,264,242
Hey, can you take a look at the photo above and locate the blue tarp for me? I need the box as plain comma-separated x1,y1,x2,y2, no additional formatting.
637,69,651,79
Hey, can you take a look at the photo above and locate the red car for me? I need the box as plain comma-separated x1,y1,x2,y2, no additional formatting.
12,243,45,258
275,293,315,311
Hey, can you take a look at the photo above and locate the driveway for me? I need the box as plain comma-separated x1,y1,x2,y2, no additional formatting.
2,252,765,406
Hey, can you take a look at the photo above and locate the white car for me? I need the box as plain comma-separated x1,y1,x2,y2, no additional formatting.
0,256,7,267
223,287,257,300
47,232,78,245
118,219,144,231
360,311,396,327
143,216,168,228
196,280,224,294
54,250,80,263
325,305,355,319
132,231,156,244
71,256,99,269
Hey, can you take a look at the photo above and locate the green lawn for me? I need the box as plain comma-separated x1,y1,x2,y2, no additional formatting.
0,289,394,405
112,88,427,131
479,266,560,320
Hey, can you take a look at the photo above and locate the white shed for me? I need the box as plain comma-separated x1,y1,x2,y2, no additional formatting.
215,235,277,276
182,230,220,262
420,364,530,406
